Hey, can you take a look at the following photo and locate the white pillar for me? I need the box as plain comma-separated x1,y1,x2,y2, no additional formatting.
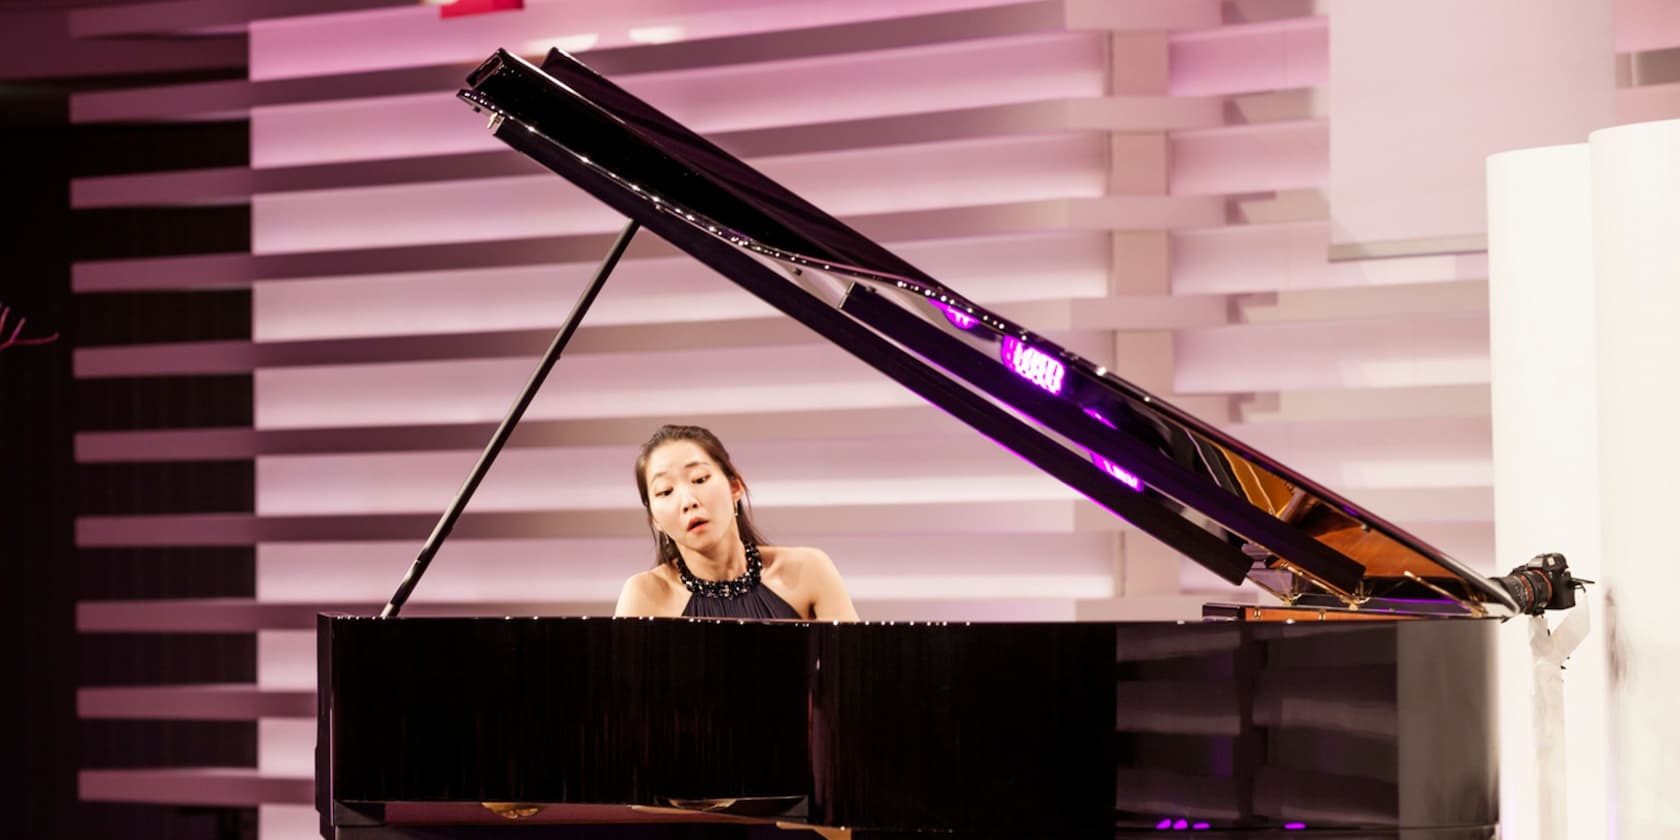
1589,117,1680,840
1487,143,1608,840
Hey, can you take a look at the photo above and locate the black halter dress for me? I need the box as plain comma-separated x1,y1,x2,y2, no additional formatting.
676,542,802,620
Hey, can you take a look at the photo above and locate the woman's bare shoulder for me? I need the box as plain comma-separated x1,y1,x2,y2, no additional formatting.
760,544,834,575
615,565,681,616
762,545,855,622
761,544,831,564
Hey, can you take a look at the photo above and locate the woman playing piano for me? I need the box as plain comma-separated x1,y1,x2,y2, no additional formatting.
614,424,859,621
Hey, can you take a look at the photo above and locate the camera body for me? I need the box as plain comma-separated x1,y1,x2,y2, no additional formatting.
1495,552,1580,615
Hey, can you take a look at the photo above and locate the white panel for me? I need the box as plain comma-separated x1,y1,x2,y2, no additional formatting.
1590,117,1680,840
259,718,314,776
257,630,315,690
1322,253,1489,291
1168,121,1327,196
252,175,615,255
1237,384,1491,425
1173,223,1491,294
1616,0,1680,52
258,539,646,603
251,232,1110,342
1174,314,1490,393
614,31,1105,134
250,92,501,169
259,804,318,840
1327,0,1614,245
248,0,1022,81
1615,80,1680,127
257,534,1116,602
253,436,1077,516
253,344,919,429
1487,142,1607,840
1226,416,1492,490
251,134,1109,253
1236,280,1488,324
250,32,1104,168
1168,17,1327,97
1172,222,1329,294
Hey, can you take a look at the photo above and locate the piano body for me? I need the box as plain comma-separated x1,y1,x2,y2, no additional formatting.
317,48,1521,839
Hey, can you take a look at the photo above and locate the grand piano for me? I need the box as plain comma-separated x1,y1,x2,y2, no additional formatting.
316,48,1527,839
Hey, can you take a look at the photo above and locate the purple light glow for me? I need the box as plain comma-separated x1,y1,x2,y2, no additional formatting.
1284,823,1307,830
1155,818,1173,830
930,300,977,330
1173,819,1189,830
1081,408,1142,491
999,336,1064,394
1093,454,1143,490
1192,823,1209,830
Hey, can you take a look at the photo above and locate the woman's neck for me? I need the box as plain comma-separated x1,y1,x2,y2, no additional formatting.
678,528,747,581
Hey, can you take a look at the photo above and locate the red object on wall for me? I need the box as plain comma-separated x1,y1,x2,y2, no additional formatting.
439,0,523,19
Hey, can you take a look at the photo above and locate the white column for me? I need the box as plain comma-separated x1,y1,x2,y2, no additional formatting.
1589,117,1680,840
1486,143,1607,840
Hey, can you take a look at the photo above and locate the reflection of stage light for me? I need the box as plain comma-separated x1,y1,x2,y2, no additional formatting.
522,34,599,55
1082,409,1141,491
1284,823,1307,830
628,25,684,44
1092,453,1142,491
1000,336,1064,394
1150,816,1218,831
930,300,976,330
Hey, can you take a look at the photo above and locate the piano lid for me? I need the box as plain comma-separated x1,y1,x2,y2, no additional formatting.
458,48,1517,619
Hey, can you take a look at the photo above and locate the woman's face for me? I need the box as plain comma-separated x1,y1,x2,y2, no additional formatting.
643,439,743,555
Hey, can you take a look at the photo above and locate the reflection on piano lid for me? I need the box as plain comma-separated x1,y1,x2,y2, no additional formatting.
456,48,1518,621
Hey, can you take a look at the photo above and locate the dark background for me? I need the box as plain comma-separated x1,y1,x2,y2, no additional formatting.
2,2,256,835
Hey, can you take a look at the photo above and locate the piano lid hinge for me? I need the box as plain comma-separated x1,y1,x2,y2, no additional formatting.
1244,571,1299,606
487,112,504,132
1271,557,1365,609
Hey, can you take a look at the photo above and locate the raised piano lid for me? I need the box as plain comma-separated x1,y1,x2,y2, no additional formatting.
457,48,1517,620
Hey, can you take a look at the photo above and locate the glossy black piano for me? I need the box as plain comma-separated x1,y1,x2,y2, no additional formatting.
316,48,1519,839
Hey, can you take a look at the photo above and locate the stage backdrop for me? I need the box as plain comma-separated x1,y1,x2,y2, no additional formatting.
62,0,1680,837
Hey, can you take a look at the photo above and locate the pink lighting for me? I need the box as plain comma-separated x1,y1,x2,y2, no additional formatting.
1151,816,1214,831
438,0,522,20
931,300,976,329
1082,409,1142,491
999,336,1064,394
1093,455,1142,491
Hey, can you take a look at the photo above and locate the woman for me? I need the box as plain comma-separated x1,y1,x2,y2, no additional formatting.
615,424,859,621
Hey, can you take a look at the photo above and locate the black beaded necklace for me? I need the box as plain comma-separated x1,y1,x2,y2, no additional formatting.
675,540,763,599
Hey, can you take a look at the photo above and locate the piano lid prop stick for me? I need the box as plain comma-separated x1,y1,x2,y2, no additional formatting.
378,219,641,618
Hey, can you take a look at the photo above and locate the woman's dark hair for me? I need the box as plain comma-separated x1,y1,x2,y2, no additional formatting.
634,424,769,566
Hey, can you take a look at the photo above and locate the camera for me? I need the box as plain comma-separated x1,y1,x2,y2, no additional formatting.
1493,552,1585,615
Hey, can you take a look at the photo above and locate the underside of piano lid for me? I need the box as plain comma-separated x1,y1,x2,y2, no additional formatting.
457,48,1519,622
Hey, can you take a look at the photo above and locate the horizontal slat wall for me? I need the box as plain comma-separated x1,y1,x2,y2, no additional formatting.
62,0,1680,836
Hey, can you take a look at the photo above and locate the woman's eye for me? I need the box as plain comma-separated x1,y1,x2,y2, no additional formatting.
693,475,709,484
655,488,672,497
